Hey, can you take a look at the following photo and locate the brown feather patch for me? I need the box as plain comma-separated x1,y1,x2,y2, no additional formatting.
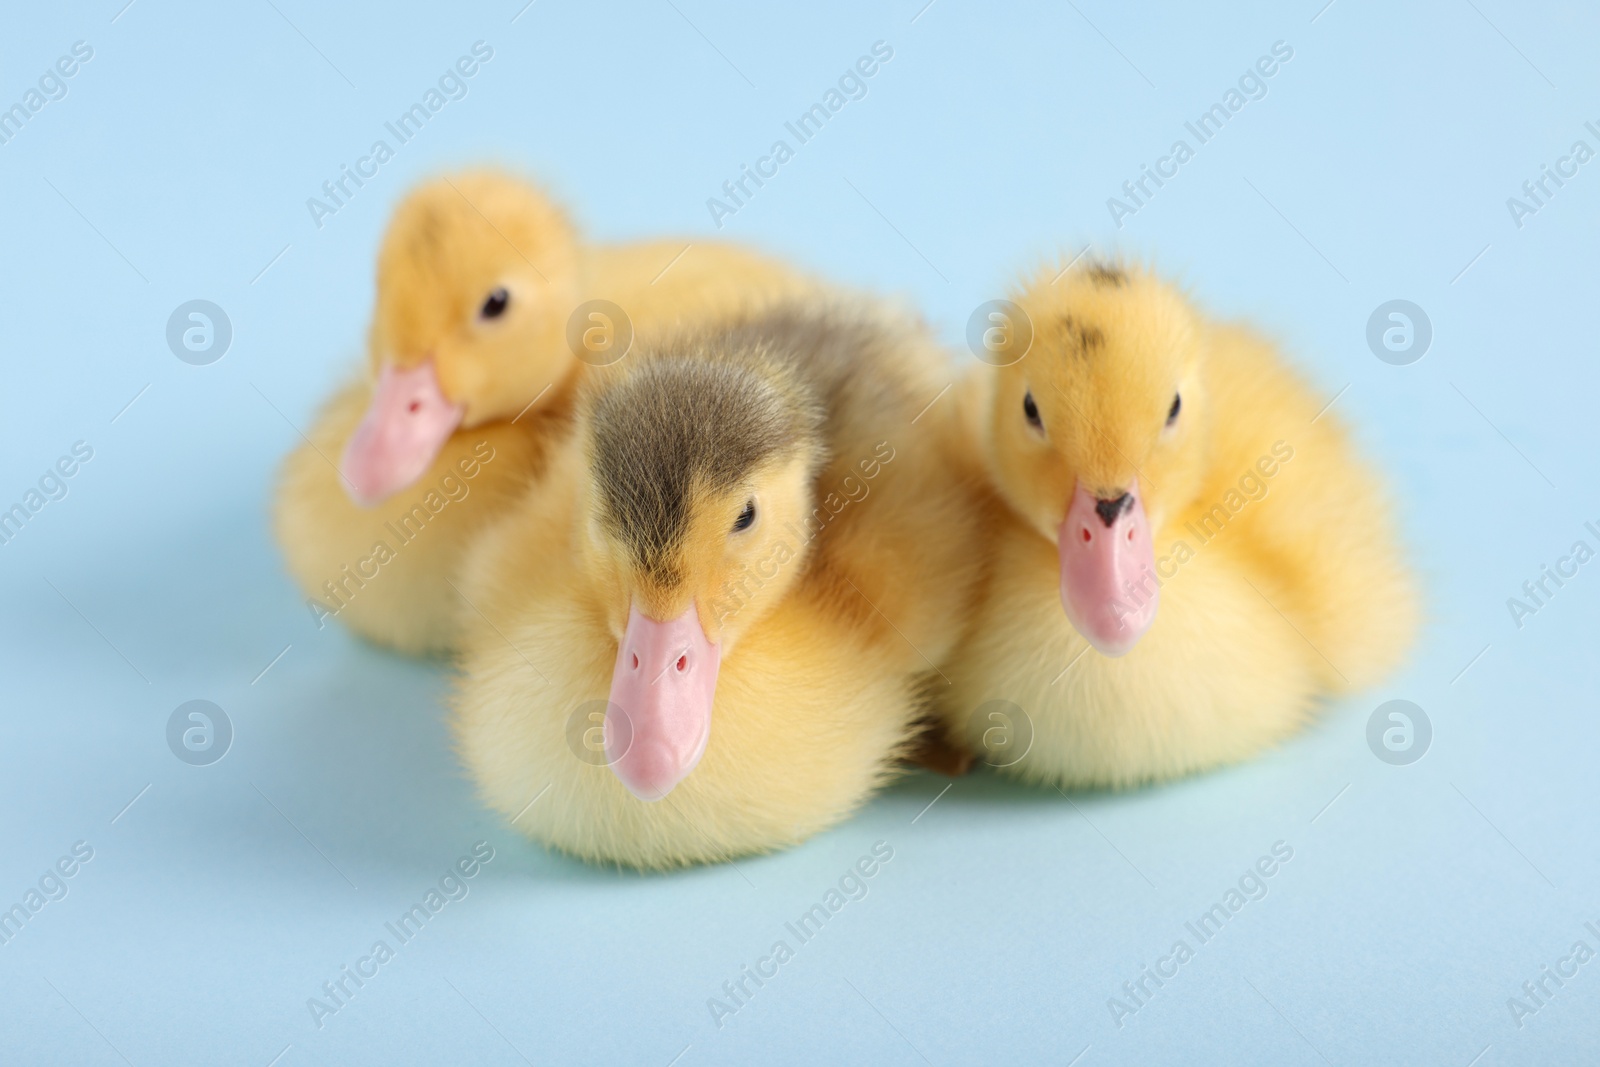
1084,262,1127,287
1052,314,1105,356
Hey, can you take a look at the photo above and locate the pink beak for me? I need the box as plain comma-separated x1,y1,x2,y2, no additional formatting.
605,603,721,801
1058,479,1159,656
340,362,464,505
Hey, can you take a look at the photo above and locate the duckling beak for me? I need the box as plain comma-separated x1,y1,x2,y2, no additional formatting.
340,362,464,505
605,603,721,801
1058,479,1158,656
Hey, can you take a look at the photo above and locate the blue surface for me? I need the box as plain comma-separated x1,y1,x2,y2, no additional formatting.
2,1,1597,1063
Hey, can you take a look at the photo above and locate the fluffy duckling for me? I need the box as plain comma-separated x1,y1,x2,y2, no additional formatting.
939,262,1417,788
451,304,989,868
274,171,815,654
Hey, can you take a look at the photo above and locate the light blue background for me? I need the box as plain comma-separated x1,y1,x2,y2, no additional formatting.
2,0,1597,1063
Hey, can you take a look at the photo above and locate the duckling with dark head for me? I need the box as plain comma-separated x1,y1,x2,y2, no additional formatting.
452,303,994,867
588,348,827,800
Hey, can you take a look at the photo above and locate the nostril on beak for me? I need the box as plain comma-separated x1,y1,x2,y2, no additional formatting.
1094,492,1132,527
407,400,421,413
630,652,639,671
675,654,688,673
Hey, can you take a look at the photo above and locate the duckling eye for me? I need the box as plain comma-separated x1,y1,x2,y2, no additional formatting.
1023,390,1043,431
1167,393,1181,425
732,499,756,533
479,287,510,320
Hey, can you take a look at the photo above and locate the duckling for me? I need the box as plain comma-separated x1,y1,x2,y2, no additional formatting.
274,170,816,654
939,262,1417,788
450,304,989,868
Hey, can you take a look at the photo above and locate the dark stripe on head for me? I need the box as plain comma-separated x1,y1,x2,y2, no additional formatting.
1084,261,1127,287
1051,314,1104,356
589,355,820,585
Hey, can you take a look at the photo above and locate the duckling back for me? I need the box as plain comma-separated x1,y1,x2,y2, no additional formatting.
1197,321,1417,690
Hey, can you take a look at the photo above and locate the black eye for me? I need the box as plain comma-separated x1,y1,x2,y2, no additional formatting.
479,287,510,320
732,499,756,532
1023,390,1042,430
1167,393,1181,425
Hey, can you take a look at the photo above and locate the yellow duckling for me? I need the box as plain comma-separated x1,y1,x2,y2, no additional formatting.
451,304,989,868
273,170,815,654
940,262,1418,788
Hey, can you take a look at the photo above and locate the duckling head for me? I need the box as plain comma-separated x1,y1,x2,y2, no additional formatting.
989,261,1207,655
581,351,826,800
341,170,580,503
